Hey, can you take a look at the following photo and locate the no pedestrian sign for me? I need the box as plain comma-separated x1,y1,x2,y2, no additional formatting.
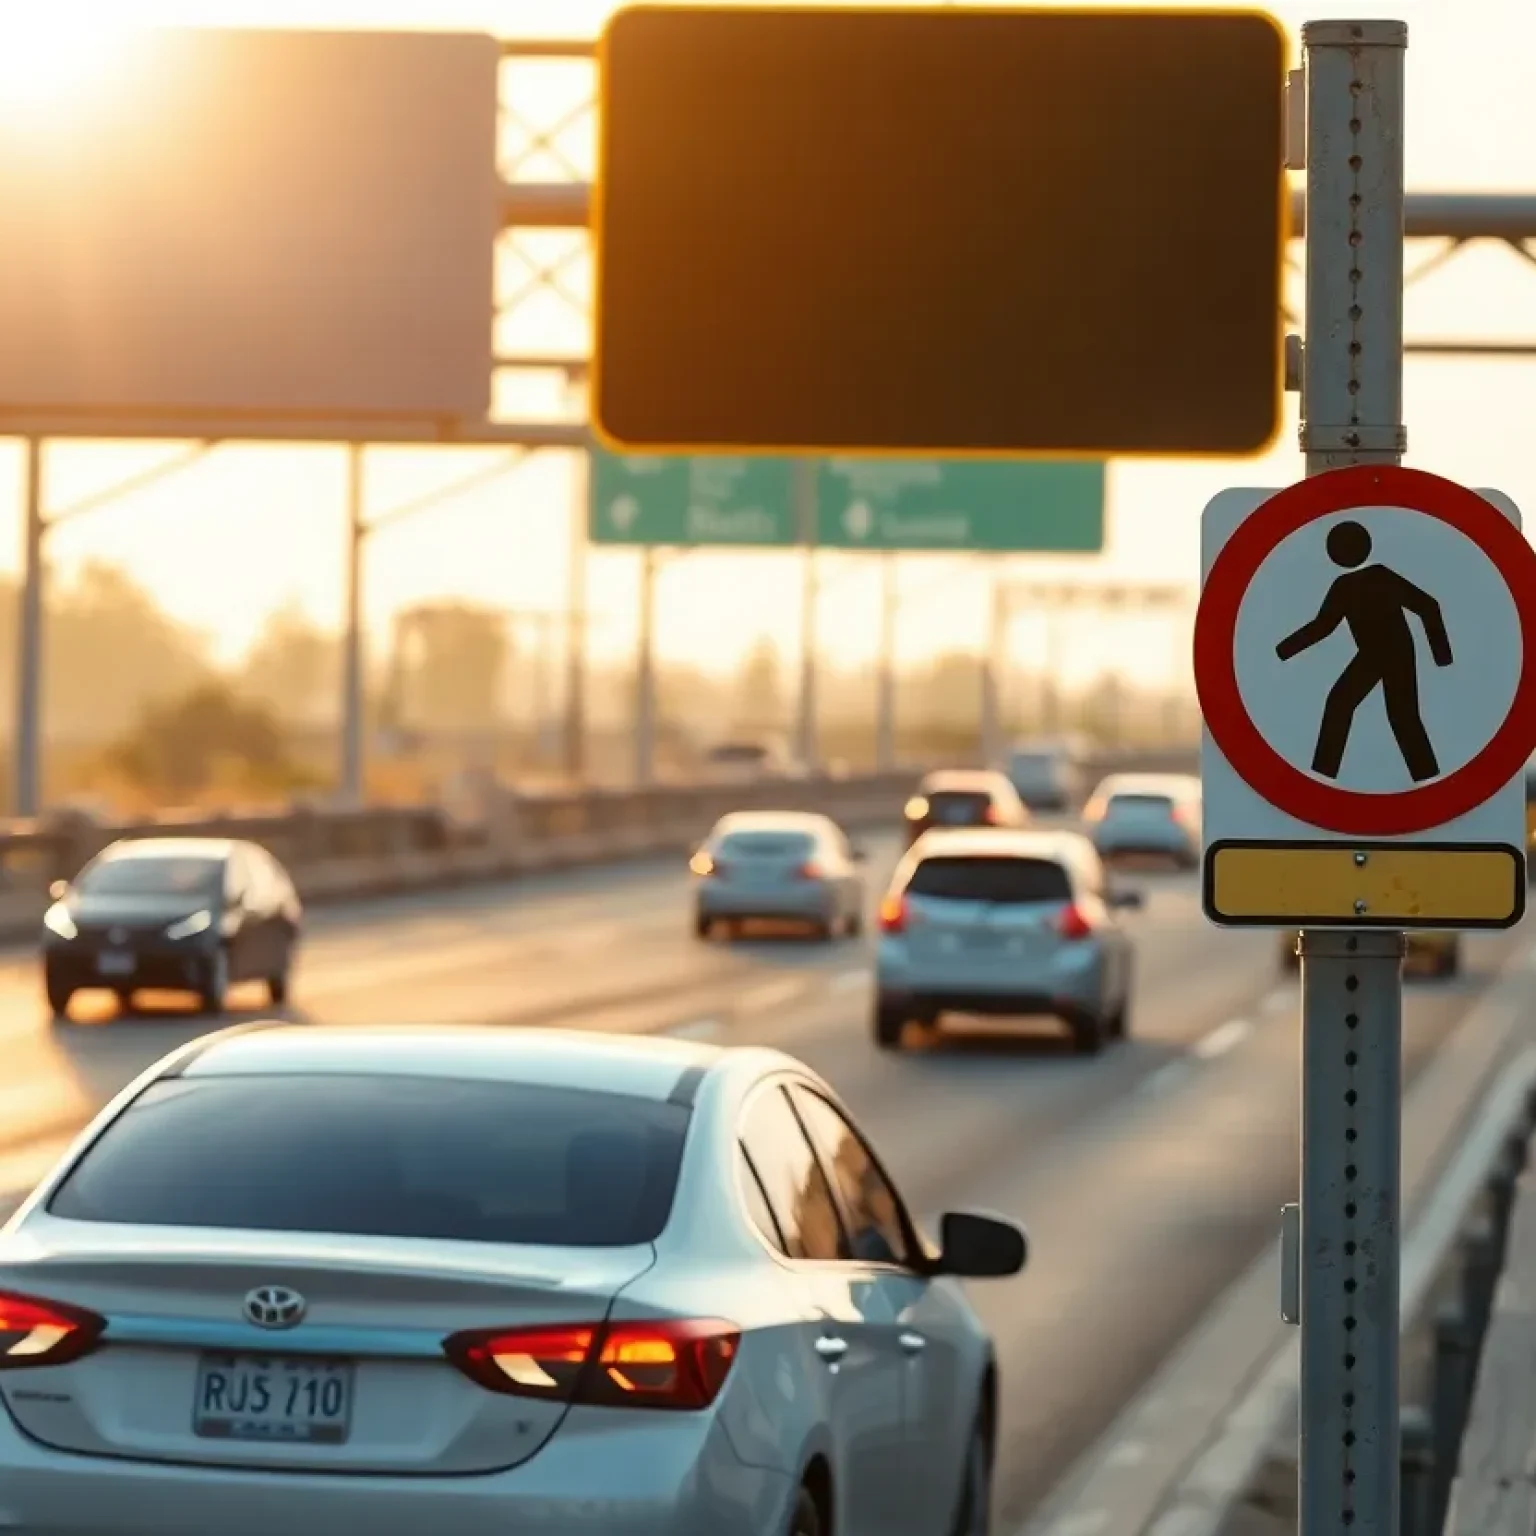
1195,465,1536,930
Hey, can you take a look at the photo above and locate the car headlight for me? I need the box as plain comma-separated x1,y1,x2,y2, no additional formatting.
165,909,213,940
42,902,77,940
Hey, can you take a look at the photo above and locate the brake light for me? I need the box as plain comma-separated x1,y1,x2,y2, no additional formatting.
1056,903,1093,940
1083,796,1108,823
442,1318,740,1410
0,1288,105,1369
879,894,908,933
1171,803,1198,828
796,861,824,880
982,805,998,825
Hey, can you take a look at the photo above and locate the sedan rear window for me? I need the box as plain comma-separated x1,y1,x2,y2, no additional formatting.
923,791,992,822
906,856,1072,904
76,856,223,897
1107,794,1175,813
717,830,815,858
48,1075,691,1248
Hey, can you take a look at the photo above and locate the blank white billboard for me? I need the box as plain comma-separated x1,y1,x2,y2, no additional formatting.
0,29,501,425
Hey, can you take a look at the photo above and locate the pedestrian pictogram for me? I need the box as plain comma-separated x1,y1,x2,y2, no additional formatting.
1274,519,1453,783
1194,465,1536,929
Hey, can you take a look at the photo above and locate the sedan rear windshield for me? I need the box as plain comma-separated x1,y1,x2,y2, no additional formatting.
717,830,815,858
48,1075,691,1248
922,791,992,820
1107,794,1176,813
906,856,1072,904
75,856,223,897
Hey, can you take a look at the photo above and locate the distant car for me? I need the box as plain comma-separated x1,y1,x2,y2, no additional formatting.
0,1023,1026,1536
902,769,1030,846
41,836,302,1020
700,739,802,781
873,827,1143,1054
1082,773,1202,868
690,811,867,940
1277,927,1459,978
1003,743,1085,812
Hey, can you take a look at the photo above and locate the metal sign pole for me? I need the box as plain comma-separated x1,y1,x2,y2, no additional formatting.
1296,22,1408,1536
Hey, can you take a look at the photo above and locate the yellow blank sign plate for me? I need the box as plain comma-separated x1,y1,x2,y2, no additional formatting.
1204,840,1527,929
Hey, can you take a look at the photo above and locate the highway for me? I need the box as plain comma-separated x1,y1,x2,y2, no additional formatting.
0,828,1525,1529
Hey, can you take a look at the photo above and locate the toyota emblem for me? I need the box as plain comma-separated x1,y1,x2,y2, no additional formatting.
243,1285,307,1330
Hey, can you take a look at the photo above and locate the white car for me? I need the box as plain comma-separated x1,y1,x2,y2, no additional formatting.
0,1024,1025,1536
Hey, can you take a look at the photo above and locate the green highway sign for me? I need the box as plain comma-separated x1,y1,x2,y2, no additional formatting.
588,451,797,546
816,459,1103,551
588,449,1104,552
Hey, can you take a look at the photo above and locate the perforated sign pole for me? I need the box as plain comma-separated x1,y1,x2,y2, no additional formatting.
1295,23,1408,1536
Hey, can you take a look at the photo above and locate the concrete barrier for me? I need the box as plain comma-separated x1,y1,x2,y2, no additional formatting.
1,748,1197,944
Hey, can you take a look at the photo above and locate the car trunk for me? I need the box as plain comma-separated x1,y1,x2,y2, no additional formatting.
1103,793,1178,831
922,792,992,828
713,833,815,888
902,856,1079,985
0,1226,654,1475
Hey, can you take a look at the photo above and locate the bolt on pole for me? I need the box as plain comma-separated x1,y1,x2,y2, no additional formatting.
1294,22,1408,1536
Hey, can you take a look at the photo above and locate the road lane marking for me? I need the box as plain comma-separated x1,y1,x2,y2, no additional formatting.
1101,1441,1148,1469
1193,1019,1252,1061
831,968,870,992
1138,1062,1193,1098
737,979,805,1014
668,1018,723,1040
1261,986,1293,1015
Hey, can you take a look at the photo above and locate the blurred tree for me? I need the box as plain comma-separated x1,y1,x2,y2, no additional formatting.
728,638,786,738
238,601,338,728
386,602,507,735
106,681,300,799
46,561,213,741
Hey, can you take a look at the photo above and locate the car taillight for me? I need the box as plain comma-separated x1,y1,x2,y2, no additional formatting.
878,894,908,933
442,1319,740,1410
1056,903,1093,940
1083,797,1108,823
903,796,929,821
796,862,824,880
982,805,998,825
689,851,715,877
1171,804,1197,827
0,1288,105,1369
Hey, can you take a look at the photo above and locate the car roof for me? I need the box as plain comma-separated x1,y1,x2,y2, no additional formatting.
98,836,238,862
906,827,1088,861
712,810,830,832
1094,773,1200,797
173,1023,724,1104
918,769,1010,791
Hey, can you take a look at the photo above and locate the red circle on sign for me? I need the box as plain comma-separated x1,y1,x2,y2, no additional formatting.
1194,464,1536,836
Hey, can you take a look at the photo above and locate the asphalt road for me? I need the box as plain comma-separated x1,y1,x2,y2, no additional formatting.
0,831,1524,1528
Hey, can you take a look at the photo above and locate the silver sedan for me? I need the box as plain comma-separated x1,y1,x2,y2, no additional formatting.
691,811,868,940
0,1023,1025,1536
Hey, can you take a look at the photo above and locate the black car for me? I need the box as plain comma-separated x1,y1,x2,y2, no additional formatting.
41,836,302,1020
902,769,1031,846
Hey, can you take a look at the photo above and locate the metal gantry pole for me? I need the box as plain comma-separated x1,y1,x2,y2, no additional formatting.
980,566,1006,765
13,437,44,820
339,444,366,807
564,450,590,784
876,552,898,770
633,547,657,786
793,459,820,772
1295,23,1408,1536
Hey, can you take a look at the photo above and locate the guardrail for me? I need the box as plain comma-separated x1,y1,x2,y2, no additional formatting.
1435,1098,1536,1536
1393,1085,1536,1536
0,746,1198,943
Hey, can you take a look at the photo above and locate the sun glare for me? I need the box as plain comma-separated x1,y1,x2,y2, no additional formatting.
0,15,133,122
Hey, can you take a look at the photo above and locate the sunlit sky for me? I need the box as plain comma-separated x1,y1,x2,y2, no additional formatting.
0,0,1531,692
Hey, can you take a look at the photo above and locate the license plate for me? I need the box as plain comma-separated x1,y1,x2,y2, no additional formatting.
96,951,134,977
193,1354,353,1444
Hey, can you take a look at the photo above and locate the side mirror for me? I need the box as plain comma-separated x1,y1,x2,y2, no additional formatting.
933,1210,1027,1278
1109,888,1145,911
48,879,67,901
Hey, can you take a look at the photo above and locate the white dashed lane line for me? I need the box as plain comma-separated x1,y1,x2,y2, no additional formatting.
1193,1018,1252,1060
